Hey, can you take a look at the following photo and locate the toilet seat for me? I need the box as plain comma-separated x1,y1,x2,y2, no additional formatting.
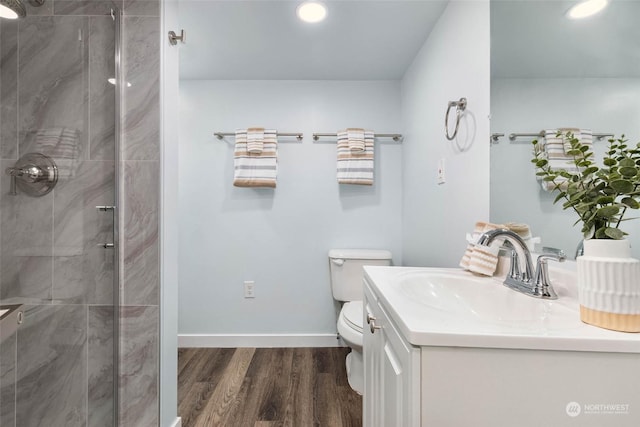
342,301,363,333
338,301,364,350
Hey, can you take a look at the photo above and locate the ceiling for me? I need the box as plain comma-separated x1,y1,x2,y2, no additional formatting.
178,0,448,80
491,0,640,78
179,0,640,81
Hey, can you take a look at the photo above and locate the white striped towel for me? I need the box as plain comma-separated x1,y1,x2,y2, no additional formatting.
347,127,365,152
337,129,374,185
543,128,592,158
537,128,592,192
233,129,278,188
247,127,264,154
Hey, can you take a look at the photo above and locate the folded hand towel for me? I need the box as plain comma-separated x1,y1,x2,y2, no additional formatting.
544,128,592,156
337,129,374,185
537,128,592,192
460,221,505,276
233,129,278,188
247,127,265,154
347,128,365,152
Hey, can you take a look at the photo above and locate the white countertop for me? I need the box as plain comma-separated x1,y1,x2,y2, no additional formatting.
364,265,640,352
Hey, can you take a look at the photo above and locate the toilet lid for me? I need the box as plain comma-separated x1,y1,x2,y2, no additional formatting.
342,301,363,333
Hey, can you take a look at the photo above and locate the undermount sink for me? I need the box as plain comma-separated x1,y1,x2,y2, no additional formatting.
363,265,640,352
393,269,577,331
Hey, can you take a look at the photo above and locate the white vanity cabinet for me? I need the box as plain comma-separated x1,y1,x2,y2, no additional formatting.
363,266,640,427
363,280,420,427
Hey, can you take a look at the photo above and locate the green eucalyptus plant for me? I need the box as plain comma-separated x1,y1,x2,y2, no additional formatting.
532,132,640,240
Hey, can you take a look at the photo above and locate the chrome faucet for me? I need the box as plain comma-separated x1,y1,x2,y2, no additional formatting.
476,229,566,299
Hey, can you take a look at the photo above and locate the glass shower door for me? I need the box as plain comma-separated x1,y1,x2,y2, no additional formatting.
0,6,119,427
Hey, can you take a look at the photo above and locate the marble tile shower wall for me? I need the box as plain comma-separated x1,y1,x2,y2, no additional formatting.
0,1,160,426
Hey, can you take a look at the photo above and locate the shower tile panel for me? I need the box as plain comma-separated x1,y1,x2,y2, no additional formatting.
53,160,115,304
122,160,158,306
55,0,118,17
18,16,89,161
25,0,54,16
0,21,18,160
89,16,116,161
0,331,17,427
88,305,114,427
122,17,159,161
15,304,87,427
119,305,158,427
124,0,159,17
0,160,54,303
1,5,161,425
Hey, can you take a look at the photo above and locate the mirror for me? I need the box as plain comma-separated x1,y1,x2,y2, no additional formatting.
490,0,640,258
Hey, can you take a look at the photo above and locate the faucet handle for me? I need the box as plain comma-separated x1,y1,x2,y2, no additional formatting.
533,251,566,299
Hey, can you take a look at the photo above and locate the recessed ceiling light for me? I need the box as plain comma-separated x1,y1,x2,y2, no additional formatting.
296,1,327,24
566,0,608,19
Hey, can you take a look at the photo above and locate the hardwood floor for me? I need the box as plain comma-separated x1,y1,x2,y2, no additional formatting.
178,347,363,427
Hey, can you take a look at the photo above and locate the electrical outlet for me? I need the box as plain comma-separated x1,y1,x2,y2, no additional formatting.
244,281,255,298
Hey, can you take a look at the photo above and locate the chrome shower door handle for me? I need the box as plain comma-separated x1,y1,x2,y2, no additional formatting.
96,205,117,249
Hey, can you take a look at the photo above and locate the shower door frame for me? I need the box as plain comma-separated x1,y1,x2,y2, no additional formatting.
113,5,122,426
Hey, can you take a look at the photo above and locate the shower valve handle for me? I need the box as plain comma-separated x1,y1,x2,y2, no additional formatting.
6,166,45,181
5,153,58,197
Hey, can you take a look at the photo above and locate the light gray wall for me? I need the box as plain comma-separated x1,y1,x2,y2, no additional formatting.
160,0,179,425
490,78,640,258
401,0,491,267
178,80,403,337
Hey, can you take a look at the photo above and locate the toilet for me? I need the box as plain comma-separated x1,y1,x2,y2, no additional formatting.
328,249,392,394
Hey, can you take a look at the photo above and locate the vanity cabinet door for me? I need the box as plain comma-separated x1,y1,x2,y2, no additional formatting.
364,283,421,427
363,296,382,426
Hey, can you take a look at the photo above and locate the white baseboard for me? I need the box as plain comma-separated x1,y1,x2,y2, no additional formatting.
178,333,345,348
168,417,181,427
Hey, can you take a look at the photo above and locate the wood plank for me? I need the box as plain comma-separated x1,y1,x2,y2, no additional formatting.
256,348,293,422
178,382,215,427
282,348,316,427
178,349,211,404
314,373,343,426
193,347,256,427
196,348,236,383
178,348,197,375
219,348,276,427
178,347,362,427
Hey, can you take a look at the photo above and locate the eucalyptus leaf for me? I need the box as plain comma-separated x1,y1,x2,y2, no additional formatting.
619,158,636,168
596,206,620,218
622,197,640,209
583,166,599,175
610,179,634,193
619,167,638,178
604,228,626,240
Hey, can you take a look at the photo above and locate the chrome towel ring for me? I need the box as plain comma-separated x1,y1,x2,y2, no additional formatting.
445,97,467,140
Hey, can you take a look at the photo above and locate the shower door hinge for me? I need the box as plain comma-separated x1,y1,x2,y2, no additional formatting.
168,30,186,46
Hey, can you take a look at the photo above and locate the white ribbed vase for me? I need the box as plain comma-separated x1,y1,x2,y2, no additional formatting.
577,239,640,332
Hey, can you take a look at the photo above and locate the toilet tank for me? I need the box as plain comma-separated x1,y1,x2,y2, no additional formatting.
329,249,392,302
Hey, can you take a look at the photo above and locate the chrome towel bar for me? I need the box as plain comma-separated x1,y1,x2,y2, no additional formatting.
508,131,614,141
312,133,403,142
214,132,303,141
